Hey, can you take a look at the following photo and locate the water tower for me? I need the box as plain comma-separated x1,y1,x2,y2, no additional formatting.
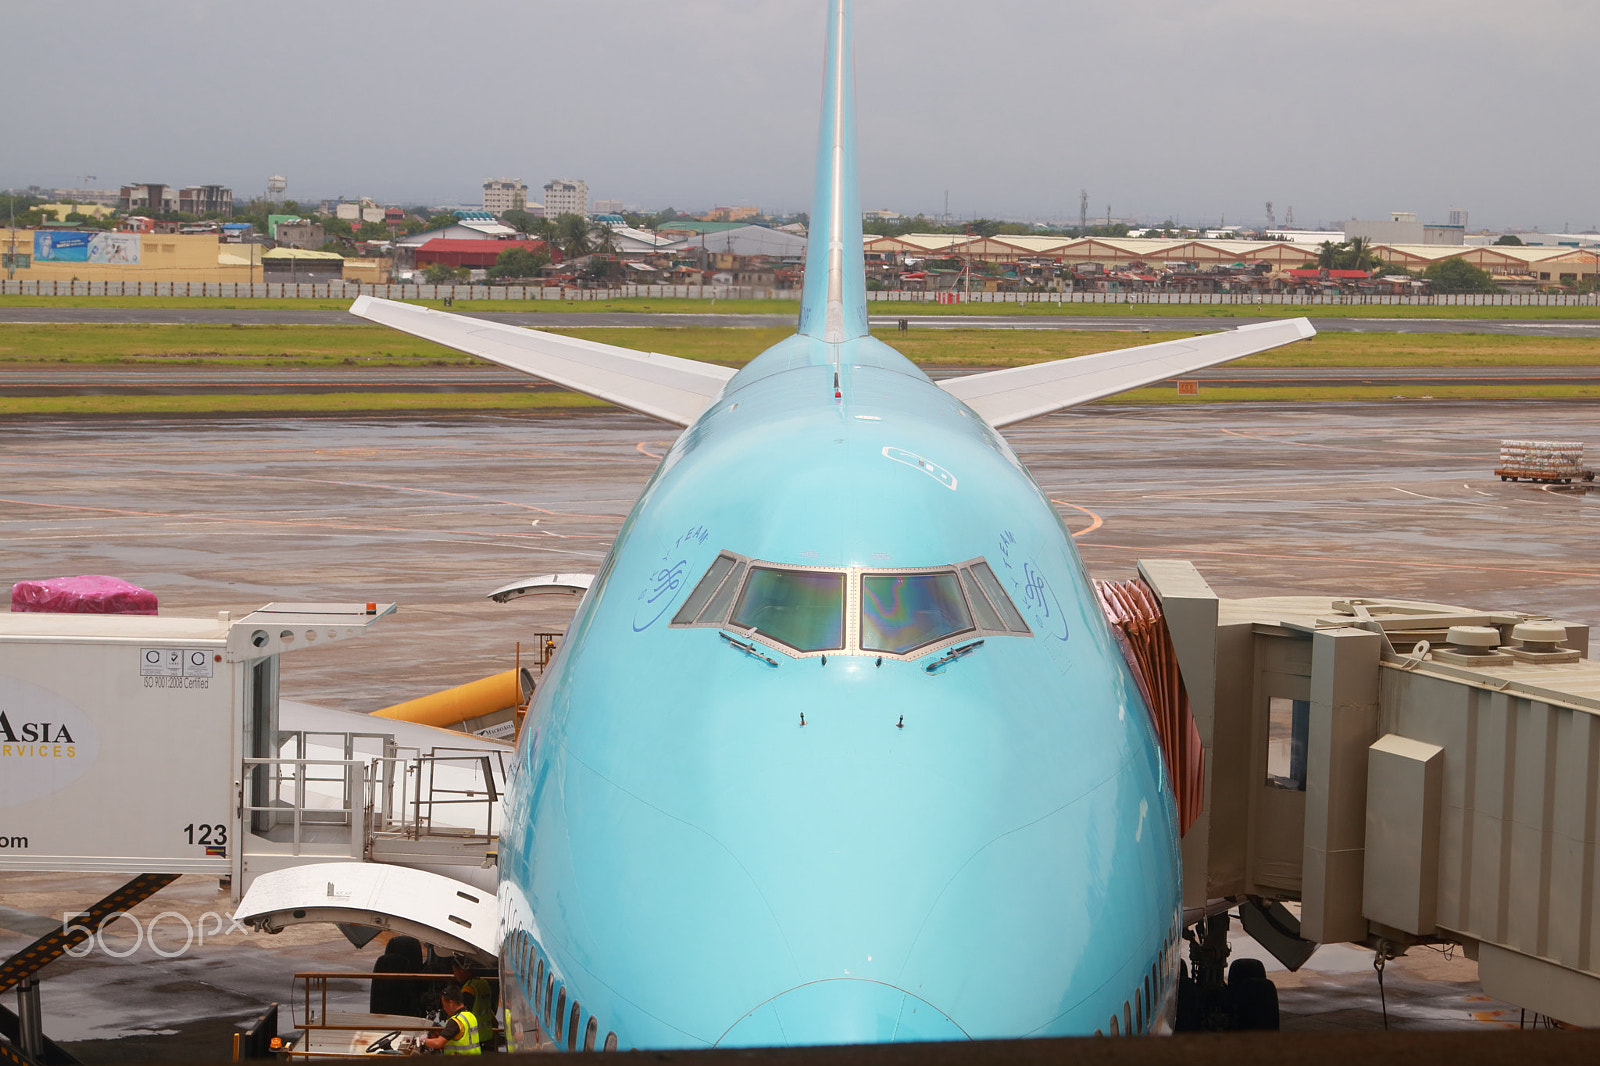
267,175,287,202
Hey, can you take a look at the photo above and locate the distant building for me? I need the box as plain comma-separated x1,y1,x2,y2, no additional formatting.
38,203,116,221
543,179,588,219
414,238,558,270
706,205,759,222
1344,211,1464,246
1448,207,1469,229
274,219,326,250
50,187,119,207
119,183,175,213
261,248,344,280
335,199,386,224
592,199,625,216
393,217,518,248
178,185,233,216
483,178,528,216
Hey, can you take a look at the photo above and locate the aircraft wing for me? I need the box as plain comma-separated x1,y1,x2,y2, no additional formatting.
938,317,1316,428
350,295,736,427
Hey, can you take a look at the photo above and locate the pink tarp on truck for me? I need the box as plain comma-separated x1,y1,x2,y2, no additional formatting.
10,575,159,615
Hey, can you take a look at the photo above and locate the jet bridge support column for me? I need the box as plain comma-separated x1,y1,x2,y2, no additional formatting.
1300,626,1382,945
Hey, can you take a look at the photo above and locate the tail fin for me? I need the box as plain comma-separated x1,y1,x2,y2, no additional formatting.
796,0,869,345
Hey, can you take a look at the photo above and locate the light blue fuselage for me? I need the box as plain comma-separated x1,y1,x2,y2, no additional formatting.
494,0,1179,1048
495,333,1181,1047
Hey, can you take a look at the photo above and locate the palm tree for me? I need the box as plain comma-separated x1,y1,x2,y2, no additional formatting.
590,222,617,256
556,213,592,258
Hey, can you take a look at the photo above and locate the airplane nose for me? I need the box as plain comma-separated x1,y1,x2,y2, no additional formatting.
715,979,968,1047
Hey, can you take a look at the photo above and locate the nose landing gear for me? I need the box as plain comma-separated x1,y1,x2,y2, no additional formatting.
1175,911,1281,1031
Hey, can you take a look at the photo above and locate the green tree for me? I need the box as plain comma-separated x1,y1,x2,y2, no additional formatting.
1315,237,1382,272
1494,234,1524,246
1423,257,1500,294
591,223,617,255
423,262,469,284
555,213,592,257
487,245,550,280
500,209,542,234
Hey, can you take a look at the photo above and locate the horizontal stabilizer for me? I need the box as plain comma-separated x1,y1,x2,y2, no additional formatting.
350,295,735,427
938,317,1316,427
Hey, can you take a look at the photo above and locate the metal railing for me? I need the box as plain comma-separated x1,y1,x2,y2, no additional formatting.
241,757,368,857
242,732,508,858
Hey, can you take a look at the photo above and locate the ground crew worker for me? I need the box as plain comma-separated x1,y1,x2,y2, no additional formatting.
424,985,479,1055
452,959,496,1047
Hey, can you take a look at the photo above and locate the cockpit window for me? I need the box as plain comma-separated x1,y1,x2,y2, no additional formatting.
860,572,973,654
672,552,743,626
729,567,845,652
968,560,1030,633
670,551,1030,659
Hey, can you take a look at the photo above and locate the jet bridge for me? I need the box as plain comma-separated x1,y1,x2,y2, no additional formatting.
1138,559,1600,1027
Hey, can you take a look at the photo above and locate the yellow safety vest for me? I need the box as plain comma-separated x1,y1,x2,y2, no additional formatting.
444,1009,480,1055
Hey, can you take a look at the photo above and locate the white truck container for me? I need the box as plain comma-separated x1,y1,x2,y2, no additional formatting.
0,603,392,878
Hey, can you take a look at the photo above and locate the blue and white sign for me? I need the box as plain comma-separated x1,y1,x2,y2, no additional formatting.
34,231,140,265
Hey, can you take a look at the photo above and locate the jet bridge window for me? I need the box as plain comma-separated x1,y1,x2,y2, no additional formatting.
729,567,846,652
1266,697,1309,791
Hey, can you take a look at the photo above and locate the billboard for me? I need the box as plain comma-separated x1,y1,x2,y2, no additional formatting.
33,231,140,265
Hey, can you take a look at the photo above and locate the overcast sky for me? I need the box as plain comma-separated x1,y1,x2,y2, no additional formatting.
5,1,1597,231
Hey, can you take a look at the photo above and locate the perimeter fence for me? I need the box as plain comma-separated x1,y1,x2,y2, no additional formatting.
3,279,1600,307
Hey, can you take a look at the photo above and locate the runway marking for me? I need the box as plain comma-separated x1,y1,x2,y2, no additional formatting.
0,460,634,521
636,441,669,459
1049,499,1103,537
1392,487,1440,499
1218,426,1465,460
1078,542,1600,579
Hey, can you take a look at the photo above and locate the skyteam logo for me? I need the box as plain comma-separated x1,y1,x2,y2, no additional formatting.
0,677,101,807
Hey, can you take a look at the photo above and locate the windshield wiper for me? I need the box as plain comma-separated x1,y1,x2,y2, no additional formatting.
924,639,984,674
720,631,779,667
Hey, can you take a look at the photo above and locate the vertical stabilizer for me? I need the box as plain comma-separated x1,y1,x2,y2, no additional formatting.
797,0,869,345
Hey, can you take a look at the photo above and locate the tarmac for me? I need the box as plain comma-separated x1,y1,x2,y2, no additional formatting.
6,305,1600,335
3,399,1597,1058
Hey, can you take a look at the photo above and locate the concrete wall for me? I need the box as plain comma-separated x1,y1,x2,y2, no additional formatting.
0,228,258,282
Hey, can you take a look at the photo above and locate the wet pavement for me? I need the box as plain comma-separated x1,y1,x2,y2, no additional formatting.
2,401,1597,1057
3,403,1595,707
6,305,1600,335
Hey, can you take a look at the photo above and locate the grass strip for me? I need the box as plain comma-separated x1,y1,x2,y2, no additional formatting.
5,324,1600,370
0,392,606,417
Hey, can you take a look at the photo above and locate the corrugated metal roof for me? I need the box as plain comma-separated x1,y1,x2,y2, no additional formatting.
662,224,807,257
261,248,345,260
416,239,549,253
